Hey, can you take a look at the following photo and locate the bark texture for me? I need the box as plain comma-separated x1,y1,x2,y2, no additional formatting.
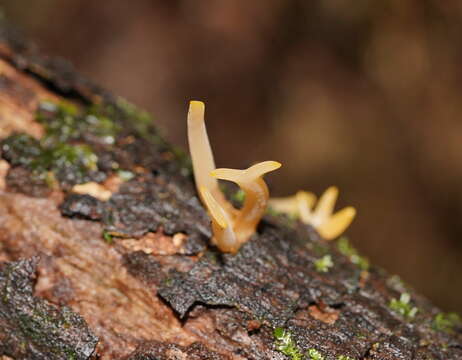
0,22,461,360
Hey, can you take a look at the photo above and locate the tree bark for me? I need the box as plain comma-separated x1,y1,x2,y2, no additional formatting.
0,22,460,360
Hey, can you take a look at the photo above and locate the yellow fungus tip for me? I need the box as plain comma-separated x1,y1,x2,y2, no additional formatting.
262,161,282,170
326,186,339,195
211,161,281,182
346,207,357,217
188,101,205,125
270,186,355,240
189,100,205,110
317,206,356,240
248,161,281,178
311,186,339,225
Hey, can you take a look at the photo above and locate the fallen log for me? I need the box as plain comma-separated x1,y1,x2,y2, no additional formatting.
0,22,460,360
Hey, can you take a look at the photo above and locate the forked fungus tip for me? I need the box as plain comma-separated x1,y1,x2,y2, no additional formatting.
269,186,356,240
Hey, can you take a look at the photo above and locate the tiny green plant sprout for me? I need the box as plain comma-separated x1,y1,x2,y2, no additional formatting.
269,187,356,240
307,348,325,360
187,101,281,253
273,327,304,360
314,255,334,273
433,312,461,333
389,293,418,319
273,328,357,360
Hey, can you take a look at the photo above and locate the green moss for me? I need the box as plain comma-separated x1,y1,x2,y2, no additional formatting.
307,349,324,360
0,99,118,187
273,327,304,360
273,328,349,360
1,133,99,184
314,255,333,273
432,312,461,333
337,237,369,271
232,189,246,205
64,349,77,360
34,143,97,173
86,105,121,142
38,100,120,146
4,93,193,189
116,98,161,142
389,293,418,319
102,230,114,244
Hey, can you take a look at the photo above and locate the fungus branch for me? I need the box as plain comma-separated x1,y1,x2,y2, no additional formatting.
269,186,356,240
212,161,281,243
188,101,281,253
199,186,239,253
187,101,231,212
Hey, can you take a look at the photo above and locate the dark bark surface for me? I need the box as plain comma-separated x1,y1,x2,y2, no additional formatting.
0,21,461,360
0,257,97,360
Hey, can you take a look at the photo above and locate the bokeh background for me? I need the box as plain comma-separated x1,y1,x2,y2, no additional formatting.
2,0,462,312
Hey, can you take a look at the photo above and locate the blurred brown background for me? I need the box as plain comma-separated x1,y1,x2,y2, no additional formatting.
2,0,462,312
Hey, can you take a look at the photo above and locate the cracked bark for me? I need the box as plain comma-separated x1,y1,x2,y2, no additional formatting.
0,21,460,360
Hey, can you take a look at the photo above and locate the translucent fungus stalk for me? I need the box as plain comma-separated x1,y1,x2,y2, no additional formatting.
212,161,282,242
199,185,239,253
187,101,226,207
187,101,281,253
269,186,356,240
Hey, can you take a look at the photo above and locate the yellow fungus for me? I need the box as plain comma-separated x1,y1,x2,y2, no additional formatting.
307,186,338,227
212,161,282,243
199,186,230,229
187,101,281,253
268,190,316,218
316,206,356,240
269,186,356,240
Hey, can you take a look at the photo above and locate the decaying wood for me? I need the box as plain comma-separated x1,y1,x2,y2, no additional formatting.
0,22,461,360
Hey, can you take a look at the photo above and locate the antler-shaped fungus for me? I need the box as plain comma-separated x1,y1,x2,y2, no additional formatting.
187,101,281,253
269,186,356,240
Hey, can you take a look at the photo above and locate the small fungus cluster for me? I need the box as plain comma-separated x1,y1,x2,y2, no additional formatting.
269,187,356,240
187,100,356,253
